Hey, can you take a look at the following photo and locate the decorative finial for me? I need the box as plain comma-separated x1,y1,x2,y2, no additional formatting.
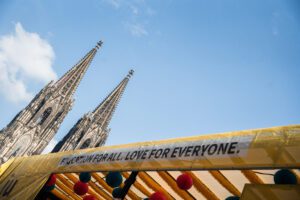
127,69,134,78
95,40,103,49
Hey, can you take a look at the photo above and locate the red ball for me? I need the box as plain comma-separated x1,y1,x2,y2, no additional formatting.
176,173,193,190
46,174,56,186
83,195,96,200
149,191,166,200
74,181,89,196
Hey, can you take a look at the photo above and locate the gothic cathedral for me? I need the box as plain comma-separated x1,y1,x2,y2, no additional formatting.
0,41,132,164
52,70,133,152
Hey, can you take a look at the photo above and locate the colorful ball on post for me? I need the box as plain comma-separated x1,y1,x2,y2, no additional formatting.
46,174,56,186
80,172,91,183
225,196,240,200
83,195,96,200
74,181,89,195
106,172,123,188
149,191,166,200
176,173,193,190
274,169,297,184
112,187,123,198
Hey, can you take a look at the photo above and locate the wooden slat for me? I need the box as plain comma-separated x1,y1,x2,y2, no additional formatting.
183,171,219,200
55,178,81,200
51,188,71,200
241,170,264,184
292,169,300,183
123,172,152,197
241,170,280,199
121,172,145,200
92,172,139,200
92,173,113,193
64,173,108,200
56,174,75,189
138,171,174,200
157,171,194,200
89,181,111,200
209,170,241,196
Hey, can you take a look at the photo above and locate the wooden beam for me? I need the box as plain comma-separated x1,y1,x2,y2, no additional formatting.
63,173,108,200
183,171,220,200
209,170,241,196
92,172,139,200
91,173,113,193
241,170,280,199
88,181,111,200
56,174,75,189
138,171,174,200
241,170,264,184
157,171,194,199
51,188,71,200
123,172,152,197
55,178,81,200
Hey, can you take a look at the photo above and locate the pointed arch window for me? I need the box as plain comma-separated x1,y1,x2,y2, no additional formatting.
53,111,63,122
37,107,52,125
77,131,84,143
80,138,91,149
95,140,103,147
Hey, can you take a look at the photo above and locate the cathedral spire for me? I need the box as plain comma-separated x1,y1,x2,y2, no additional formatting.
0,41,104,163
55,41,103,98
92,70,133,128
52,70,134,152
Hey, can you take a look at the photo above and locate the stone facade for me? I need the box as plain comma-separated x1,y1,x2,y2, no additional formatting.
52,70,133,152
0,42,102,164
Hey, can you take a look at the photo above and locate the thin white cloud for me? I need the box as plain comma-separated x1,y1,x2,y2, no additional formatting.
146,7,156,16
0,22,56,103
272,27,278,36
130,5,139,15
272,12,280,36
102,0,155,37
41,138,58,154
103,0,121,9
127,23,148,37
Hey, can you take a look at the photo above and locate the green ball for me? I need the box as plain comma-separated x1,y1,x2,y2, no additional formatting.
106,172,123,188
112,187,123,198
79,172,91,183
274,169,297,184
44,184,55,192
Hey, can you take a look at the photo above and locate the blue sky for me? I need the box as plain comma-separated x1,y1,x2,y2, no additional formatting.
0,0,299,151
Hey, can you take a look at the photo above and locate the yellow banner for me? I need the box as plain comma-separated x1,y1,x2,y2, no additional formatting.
0,125,299,199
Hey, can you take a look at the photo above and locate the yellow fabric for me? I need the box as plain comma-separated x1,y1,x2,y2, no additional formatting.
241,184,300,200
0,125,299,200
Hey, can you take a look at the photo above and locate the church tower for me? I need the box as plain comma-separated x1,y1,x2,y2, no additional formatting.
0,41,103,164
52,70,133,152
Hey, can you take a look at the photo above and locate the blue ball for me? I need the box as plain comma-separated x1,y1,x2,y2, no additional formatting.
112,187,123,198
225,196,240,200
79,172,91,183
106,172,123,188
44,184,55,192
274,169,297,184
